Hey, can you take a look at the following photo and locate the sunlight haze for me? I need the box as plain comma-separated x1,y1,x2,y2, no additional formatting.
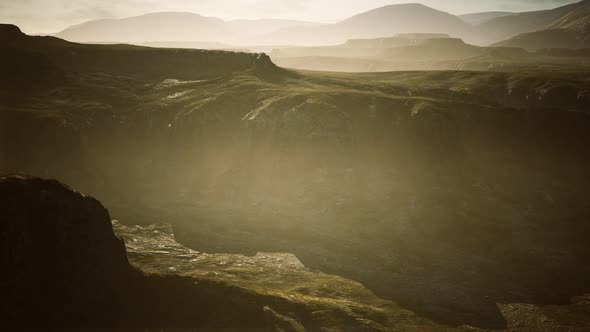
0,0,579,33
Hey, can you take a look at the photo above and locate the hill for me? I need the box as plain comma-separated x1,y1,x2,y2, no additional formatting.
493,28,590,51
54,12,318,45
480,0,590,43
53,5,480,47
269,34,590,72
493,0,590,50
49,2,590,49
2,24,279,81
55,12,227,43
267,3,483,45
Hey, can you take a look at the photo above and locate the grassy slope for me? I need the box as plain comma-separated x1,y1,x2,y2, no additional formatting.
114,221,453,331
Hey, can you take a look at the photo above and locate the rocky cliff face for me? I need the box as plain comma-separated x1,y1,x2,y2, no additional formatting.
0,175,276,328
0,175,133,325
0,174,463,331
0,24,25,41
0,24,279,81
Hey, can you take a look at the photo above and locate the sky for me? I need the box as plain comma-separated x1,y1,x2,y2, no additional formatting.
0,0,580,33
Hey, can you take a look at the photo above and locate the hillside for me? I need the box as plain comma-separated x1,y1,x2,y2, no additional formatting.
493,29,590,51
270,34,590,72
2,24,279,81
3,26,590,330
459,11,515,25
270,34,457,59
493,0,590,50
480,0,590,43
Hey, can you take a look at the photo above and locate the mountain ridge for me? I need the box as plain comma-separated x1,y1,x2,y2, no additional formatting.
54,3,483,46
50,1,590,48
492,0,590,50
266,3,484,45
1,24,281,81
54,12,319,45
480,0,589,42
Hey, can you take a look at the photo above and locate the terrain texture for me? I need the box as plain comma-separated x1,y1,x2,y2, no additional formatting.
2,24,590,330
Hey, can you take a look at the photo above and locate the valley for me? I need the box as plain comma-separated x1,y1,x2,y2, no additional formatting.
2,23,590,330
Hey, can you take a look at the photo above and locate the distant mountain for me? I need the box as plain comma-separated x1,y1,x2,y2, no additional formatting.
54,12,318,45
493,0,590,50
55,5,481,47
267,3,483,45
56,12,227,43
382,38,484,60
271,33,455,59
459,11,515,25
47,1,590,49
270,34,542,72
479,0,589,43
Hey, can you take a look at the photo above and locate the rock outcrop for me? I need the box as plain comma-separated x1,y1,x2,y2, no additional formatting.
0,24,280,81
0,175,273,328
0,174,134,326
0,175,458,331
0,24,24,41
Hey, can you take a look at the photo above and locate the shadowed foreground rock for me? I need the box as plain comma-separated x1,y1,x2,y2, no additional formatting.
2,176,590,331
0,175,456,331
0,175,272,329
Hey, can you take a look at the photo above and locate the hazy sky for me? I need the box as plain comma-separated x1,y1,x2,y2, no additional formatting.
0,0,580,33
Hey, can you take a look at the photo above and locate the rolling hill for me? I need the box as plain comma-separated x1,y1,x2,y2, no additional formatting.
54,12,318,45
55,12,228,43
269,33,590,73
51,1,590,49
267,3,483,45
493,0,590,50
480,0,590,44
55,4,484,47
493,28,590,51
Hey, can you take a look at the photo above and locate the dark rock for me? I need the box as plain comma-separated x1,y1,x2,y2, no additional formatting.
0,174,135,326
0,175,273,328
255,52,277,70
0,24,24,41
